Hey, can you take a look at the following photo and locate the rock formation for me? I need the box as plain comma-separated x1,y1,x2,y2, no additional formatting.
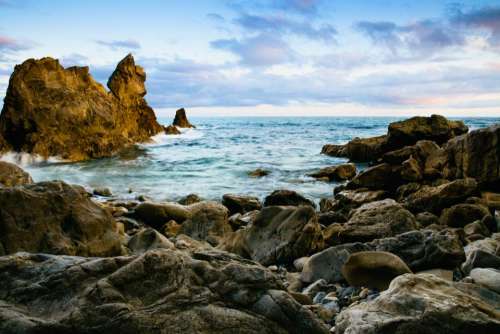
0,161,33,187
0,54,163,161
172,108,195,128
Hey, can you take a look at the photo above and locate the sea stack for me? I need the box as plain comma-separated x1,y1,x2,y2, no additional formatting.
0,54,163,161
173,108,195,128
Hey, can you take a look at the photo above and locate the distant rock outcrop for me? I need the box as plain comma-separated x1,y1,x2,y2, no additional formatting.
0,54,163,161
173,107,195,128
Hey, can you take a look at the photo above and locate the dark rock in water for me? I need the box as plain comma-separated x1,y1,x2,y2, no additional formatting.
441,124,500,187
178,193,202,205
172,107,195,128
439,203,491,228
179,201,231,245
219,205,324,266
222,193,262,215
334,199,417,243
404,178,478,214
308,163,356,181
0,54,163,161
321,144,347,157
335,273,500,334
164,124,181,135
0,161,33,187
322,135,387,162
341,251,412,290
0,249,329,334
386,114,468,149
0,181,123,256
248,168,270,177
93,187,112,197
264,189,316,208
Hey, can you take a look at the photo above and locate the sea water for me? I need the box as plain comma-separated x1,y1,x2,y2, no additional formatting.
11,117,500,203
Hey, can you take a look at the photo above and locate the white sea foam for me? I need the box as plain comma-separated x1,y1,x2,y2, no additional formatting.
146,127,204,147
0,152,65,167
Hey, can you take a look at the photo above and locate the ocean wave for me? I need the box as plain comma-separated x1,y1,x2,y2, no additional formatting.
0,152,65,167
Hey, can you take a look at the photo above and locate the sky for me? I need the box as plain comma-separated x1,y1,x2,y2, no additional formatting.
1,0,500,117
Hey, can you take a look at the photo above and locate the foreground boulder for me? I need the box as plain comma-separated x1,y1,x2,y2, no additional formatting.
336,273,500,333
0,54,162,160
179,201,231,245
0,161,33,186
264,189,316,208
132,201,191,229
220,206,323,265
172,107,195,128
0,249,329,334
0,181,122,256
341,251,412,290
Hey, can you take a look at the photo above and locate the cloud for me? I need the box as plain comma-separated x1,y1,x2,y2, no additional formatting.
60,53,89,67
356,19,464,54
211,33,295,66
234,13,337,42
0,35,32,52
451,6,500,45
272,0,321,16
95,39,141,50
207,13,225,23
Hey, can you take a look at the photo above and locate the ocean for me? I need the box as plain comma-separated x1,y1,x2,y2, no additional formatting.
10,117,500,203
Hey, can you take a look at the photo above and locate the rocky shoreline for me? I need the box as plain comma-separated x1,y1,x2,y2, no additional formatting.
0,56,499,333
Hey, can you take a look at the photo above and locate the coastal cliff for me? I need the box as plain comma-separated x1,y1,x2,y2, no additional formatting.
0,54,163,161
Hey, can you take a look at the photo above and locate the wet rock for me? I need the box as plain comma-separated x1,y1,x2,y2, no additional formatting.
248,168,270,177
178,193,202,205
404,178,478,214
442,124,500,187
164,124,181,135
220,205,323,266
180,201,231,245
172,107,195,128
222,194,262,215
321,144,347,157
341,251,412,290
0,181,122,256
0,249,329,334
336,273,500,334
264,189,316,208
132,201,191,229
0,161,33,187
344,135,388,162
335,199,417,243
462,250,500,275
228,210,259,230
308,163,356,181
439,203,491,228
93,187,112,197
386,114,468,149
470,268,500,293
0,55,162,161
127,227,174,253
317,211,347,226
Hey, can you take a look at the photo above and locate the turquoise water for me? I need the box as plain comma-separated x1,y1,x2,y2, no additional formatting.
15,117,500,203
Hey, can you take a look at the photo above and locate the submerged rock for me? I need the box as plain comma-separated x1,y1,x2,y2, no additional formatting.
0,161,33,187
164,124,181,135
172,107,195,128
248,168,270,177
0,181,123,256
0,54,163,161
336,273,500,334
220,205,323,265
0,249,329,334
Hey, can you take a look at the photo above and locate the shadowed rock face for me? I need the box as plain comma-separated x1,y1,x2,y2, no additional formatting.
0,54,163,161
173,108,195,128
0,249,329,334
